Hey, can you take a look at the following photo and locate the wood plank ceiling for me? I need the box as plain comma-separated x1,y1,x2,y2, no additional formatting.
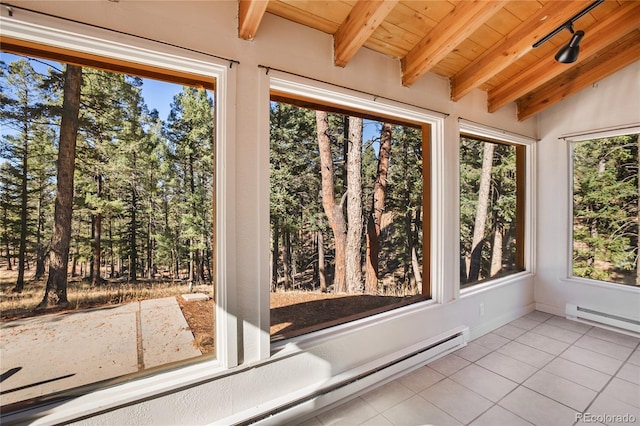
238,0,640,121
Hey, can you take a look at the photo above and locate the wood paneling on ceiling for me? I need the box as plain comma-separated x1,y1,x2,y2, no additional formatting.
238,0,640,120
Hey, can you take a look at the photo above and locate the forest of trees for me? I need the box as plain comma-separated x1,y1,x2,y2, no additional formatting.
0,55,215,307
270,102,424,297
459,137,522,286
572,134,639,286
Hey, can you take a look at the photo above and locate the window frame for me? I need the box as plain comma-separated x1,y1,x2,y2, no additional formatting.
263,71,447,355
565,125,640,290
457,120,536,297
0,12,237,421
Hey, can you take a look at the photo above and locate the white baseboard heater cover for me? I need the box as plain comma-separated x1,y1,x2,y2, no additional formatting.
216,326,468,426
566,304,640,336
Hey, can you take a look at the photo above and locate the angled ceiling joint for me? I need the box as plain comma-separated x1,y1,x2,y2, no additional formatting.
238,0,269,41
334,0,398,68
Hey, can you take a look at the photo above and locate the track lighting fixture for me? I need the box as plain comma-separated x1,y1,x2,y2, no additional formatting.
533,0,603,64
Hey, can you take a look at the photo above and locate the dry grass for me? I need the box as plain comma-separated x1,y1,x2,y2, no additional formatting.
0,269,211,319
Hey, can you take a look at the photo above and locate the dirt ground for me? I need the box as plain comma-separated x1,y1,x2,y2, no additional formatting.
178,291,423,354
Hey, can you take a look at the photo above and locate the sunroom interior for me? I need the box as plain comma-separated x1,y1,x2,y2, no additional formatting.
0,1,638,425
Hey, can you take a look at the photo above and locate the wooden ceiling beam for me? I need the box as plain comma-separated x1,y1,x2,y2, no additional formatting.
451,1,590,102
401,0,506,87
334,0,398,67
489,1,640,113
238,0,269,40
517,31,640,121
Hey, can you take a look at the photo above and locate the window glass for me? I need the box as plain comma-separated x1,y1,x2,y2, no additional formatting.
270,99,429,340
572,134,639,286
0,51,216,408
460,135,525,288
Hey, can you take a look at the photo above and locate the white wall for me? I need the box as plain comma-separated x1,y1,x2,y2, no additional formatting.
2,1,539,424
535,61,640,319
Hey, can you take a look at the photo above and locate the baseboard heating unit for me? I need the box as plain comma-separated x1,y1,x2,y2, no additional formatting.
566,304,640,336
216,326,468,426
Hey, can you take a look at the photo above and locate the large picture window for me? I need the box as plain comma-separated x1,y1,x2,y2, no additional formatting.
571,133,639,286
459,134,526,288
0,44,218,408
269,92,431,341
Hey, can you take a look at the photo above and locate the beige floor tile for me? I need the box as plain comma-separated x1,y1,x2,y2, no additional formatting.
295,416,324,426
359,414,393,426
602,377,640,409
468,405,533,426
543,357,611,391
317,397,377,426
515,331,570,355
531,323,582,344
492,324,527,340
616,362,640,385
427,354,470,377
454,342,491,362
574,334,635,361
476,352,538,383
509,317,541,331
524,311,553,322
397,365,444,393
499,386,577,426
360,380,413,413
381,395,462,426
587,327,640,349
420,378,492,424
588,393,640,425
545,316,592,334
560,346,624,375
629,349,640,366
473,333,510,351
523,370,597,411
497,341,555,368
450,364,518,402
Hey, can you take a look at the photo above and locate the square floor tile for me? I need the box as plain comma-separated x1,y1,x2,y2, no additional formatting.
545,316,592,334
397,365,445,393
420,378,492,424
574,334,635,361
492,324,527,340
469,405,533,426
450,364,518,402
616,362,640,385
509,317,541,331
476,352,538,383
543,357,611,391
602,377,640,409
381,395,462,426
499,386,577,425
524,311,553,322
523,370,597,411
360,380,413,413
587,327,640,348
531,323,582,344
317,397,377,426
497,341,555,368
473,333,510,351
454,342,492,362
427,354,470,377
588,393,640,424
515,331,570,355
561,346,624,375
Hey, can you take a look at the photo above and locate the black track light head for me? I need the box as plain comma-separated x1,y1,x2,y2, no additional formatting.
555,29,585,64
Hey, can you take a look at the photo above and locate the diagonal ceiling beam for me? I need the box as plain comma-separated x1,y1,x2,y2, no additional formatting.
238,0,269,40
489,1,640,113
401,0,507,87
334,0,399,67
517,31,640,121
451,1,591,101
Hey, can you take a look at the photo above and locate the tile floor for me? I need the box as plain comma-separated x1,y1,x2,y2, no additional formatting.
297,311,640,426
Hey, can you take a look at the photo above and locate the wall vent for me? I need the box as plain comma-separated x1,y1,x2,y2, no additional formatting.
566,304,640,336
217,326,468,426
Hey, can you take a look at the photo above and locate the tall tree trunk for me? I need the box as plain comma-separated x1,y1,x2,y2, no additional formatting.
272,218,279,291
317,230,327,292
316,111,347,293
38,65,82,309
129,152,138,283
92,175,102,286
365,123,392,294
410,208,422,288
346,117,363,293
467,142,494,283
4,204,12,271
34,191,46,280
490,223,503,277
13,120,29,292
283,229,293,290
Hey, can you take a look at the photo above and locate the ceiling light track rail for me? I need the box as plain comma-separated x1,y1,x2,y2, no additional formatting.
533,0,603,49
